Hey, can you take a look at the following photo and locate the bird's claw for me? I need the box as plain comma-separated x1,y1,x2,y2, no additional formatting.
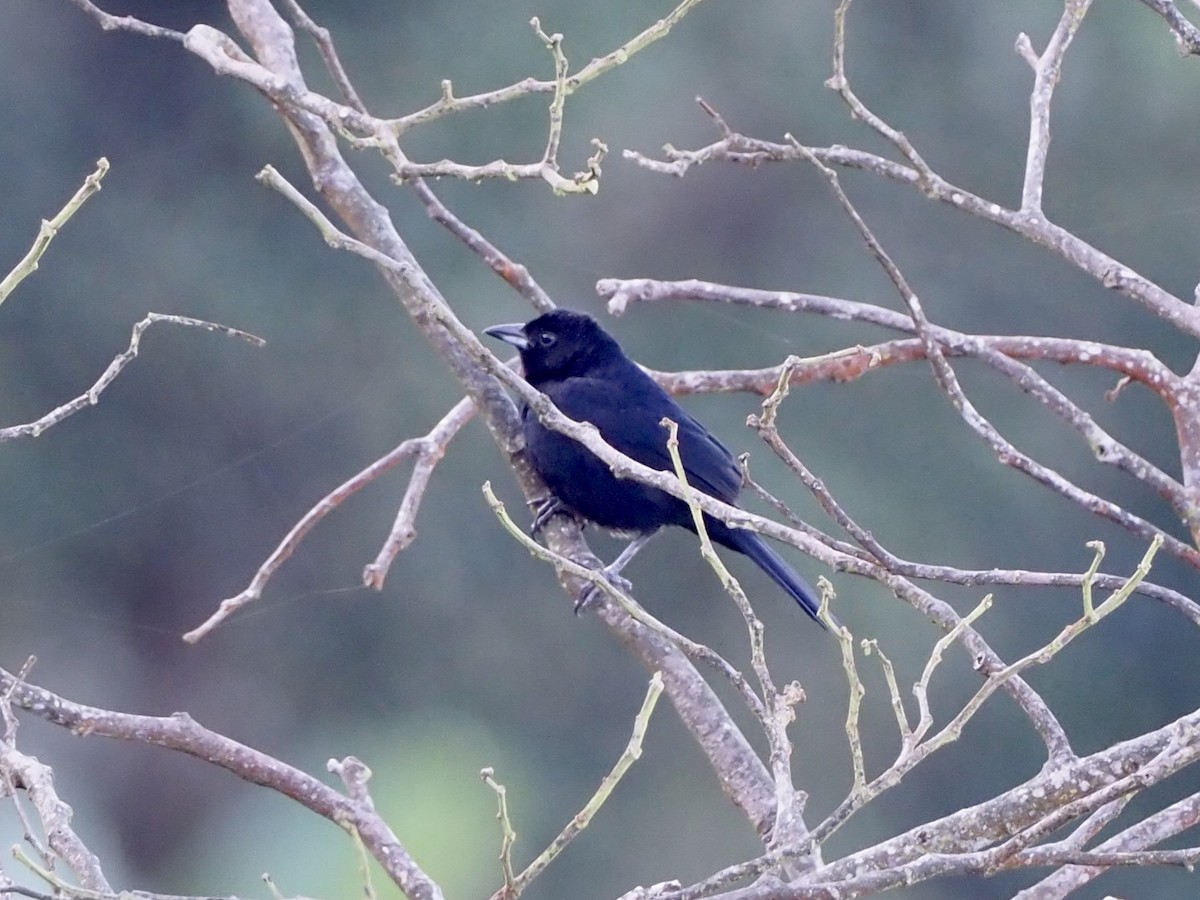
530,495,576,537
575,567,634,614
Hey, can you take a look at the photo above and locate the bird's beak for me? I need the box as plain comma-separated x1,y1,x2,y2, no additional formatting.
484,322,530,350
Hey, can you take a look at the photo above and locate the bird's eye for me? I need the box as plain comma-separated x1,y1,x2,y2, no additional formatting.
537,332,557,347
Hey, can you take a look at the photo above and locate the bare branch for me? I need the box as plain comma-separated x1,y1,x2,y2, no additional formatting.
793,139,1199,570
0,666,445,900
79,0,693,194
0,740,112,893
530,18,571,177
409,179,557,313
1016,0,1095,214
656,332,1192,537
602,279,1174,393
620,137,1200,338
674,695,1200,899
604,274,1199,574
496,672,665,899
0,313,265,444
387,0,708,134
362,397,478,587
0,157,109,307
184,397,475,643
260,2,561,308
1015,790,1200,896
746,455,1198,620
663,419,813,855
481,483,781,835
66,0,185,41
1136,0,1200,53
606,276,1200,551
828,0,935,183
482,483,768,722
278,0,367,111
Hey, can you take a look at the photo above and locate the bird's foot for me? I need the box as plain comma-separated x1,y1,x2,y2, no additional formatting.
575,566,634,614
530,495,577,537
573,532,654,613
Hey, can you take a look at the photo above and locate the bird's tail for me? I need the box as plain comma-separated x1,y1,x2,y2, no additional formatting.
705,519,830,628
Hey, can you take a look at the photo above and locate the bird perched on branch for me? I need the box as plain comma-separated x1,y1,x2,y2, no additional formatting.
485,309,827,626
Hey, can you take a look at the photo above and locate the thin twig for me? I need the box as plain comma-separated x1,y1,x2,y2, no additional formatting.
184,397,475,643
362,397,479,588
0,313,265,444
386,0,708,134
481,768,519,895
828,0,935,184
408,180,556,313
66,0,186,40
0,157,109,307
1016,0,1095,214
496,673,665,899
743,410,1198,620
278,0,366,110
619,137,1200,338
661,418,808,850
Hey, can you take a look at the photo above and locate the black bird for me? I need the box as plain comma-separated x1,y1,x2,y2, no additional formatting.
485,309,826,625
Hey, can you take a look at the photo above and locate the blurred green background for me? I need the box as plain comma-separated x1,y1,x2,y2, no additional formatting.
3,1,1200,897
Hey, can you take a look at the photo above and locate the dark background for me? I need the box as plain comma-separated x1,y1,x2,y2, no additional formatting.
2,2,1199,897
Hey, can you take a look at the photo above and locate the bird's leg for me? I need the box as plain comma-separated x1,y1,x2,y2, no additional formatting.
606,531,655,578
575,531,657,613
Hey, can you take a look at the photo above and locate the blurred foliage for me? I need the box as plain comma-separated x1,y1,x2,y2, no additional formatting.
2,1,1200,898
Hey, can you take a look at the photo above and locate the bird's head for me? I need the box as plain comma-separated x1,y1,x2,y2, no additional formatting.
484,309,622,383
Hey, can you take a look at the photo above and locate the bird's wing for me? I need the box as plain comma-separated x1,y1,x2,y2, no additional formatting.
543,373,743,504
